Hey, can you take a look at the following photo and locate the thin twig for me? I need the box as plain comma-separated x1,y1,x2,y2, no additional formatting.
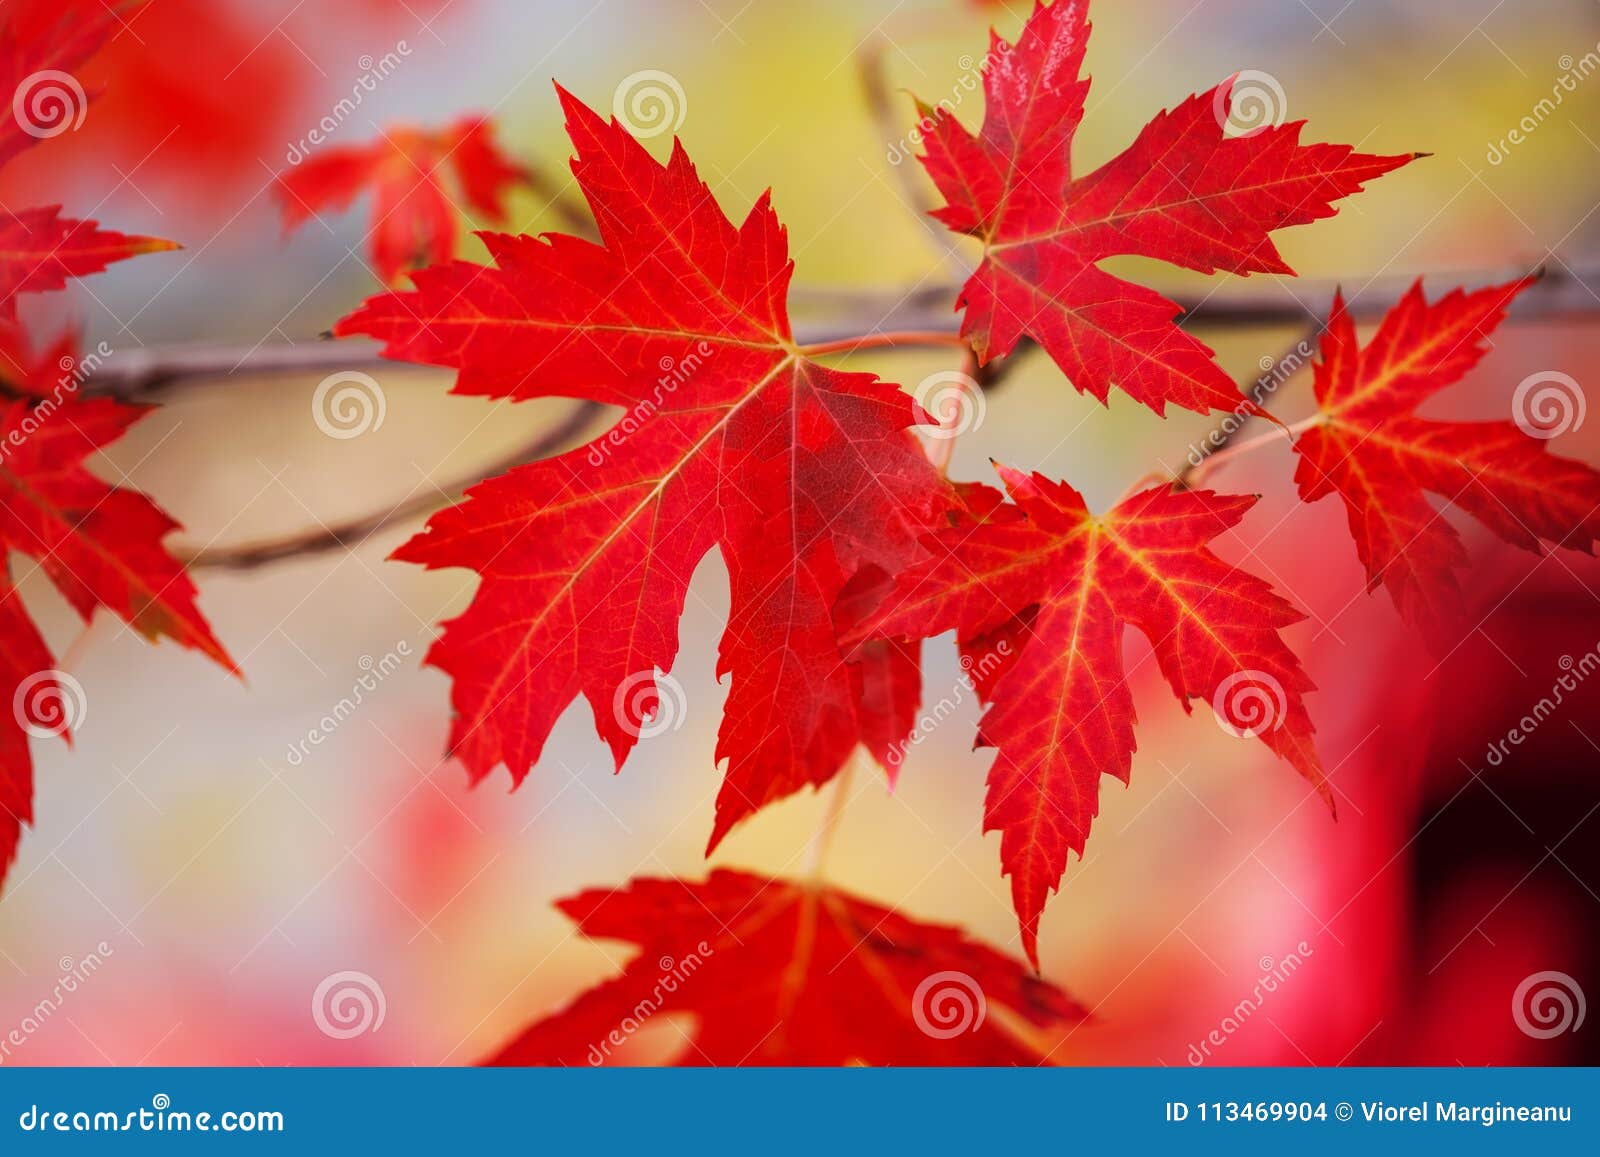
1184,415,1324,489
858,35,938,223
796,258,1598,332
801,329,970,356
81,339,394,403
803,757,858,884
925,347,983,475
1173,320,1324,488
183,401,604,571
519,162,597,239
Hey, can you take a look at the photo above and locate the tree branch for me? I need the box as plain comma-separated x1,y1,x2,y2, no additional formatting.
93,260,1597,572
84,261,1596,405
182,401,605,571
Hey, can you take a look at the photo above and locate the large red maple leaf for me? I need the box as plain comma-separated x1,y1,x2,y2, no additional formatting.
916,0,1416,416
1294,277,1600,646
487,869,1085,1066
336,88,949,850
277,116,530,286
0,328,237,885
855,466,1324,966
0,0,177,318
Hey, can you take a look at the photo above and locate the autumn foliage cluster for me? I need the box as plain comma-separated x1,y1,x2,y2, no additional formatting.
2,0,1597,1065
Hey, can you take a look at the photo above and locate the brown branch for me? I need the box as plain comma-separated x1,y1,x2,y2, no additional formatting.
794,260,1599,330
84,262,1598,404
183,401,605,571
519,162,597,239
858,35,937,222
854,23,976,281
85,259,1598,572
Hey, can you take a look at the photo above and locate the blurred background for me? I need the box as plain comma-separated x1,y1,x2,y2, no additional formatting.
0,0,1597,1066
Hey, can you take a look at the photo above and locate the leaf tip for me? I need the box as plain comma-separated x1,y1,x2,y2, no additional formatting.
136,236,182,256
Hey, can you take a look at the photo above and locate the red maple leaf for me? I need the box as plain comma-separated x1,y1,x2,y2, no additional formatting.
0,206,176,319
0,1,177,318
276,115,531,285
336,88,950,850
1294,277,1600,645
916,0,1416,416
0,326,237,885
486,869,1085,1066
854,466,1324,966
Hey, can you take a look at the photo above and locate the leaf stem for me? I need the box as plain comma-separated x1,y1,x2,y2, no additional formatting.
804,756,859,884
924,347,981,475
799,330,971,357
56,613,103,673
1183,413,1323,487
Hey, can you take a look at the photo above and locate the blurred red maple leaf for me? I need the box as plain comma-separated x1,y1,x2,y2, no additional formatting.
0,0,178,318
488,870,1085,1066
277,116,530,285
0,327,238,886
1295,277,1600,645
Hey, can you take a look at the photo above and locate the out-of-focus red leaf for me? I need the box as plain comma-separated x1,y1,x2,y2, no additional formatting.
0,330,236,888
1294,278,1600,646
277,116,529,285
488,870,1086,1066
